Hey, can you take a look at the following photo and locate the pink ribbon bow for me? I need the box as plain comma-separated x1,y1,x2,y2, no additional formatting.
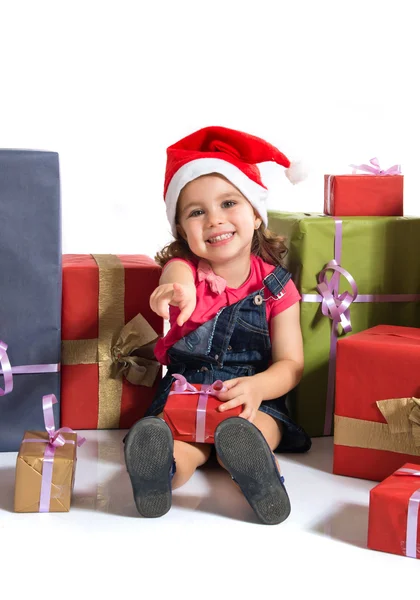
170,373,227,442
317,260,358,335
197,260,227,294
349,157,401,176
22,394,85,512
395,467,420,559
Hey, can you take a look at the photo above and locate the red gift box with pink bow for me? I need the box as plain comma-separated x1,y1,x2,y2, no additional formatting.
368,464,420,559
324,158,403,217
162,374,242,443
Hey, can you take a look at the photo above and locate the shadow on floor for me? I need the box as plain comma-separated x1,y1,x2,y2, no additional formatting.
73,457,260,524
172,460,259,524
281,437,334,474
0,467,16,512
309,502,369,548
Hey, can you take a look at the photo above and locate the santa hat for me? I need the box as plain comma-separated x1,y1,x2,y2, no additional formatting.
164,125,306,236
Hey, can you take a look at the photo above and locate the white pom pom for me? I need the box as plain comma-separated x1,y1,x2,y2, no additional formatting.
285,161,308,184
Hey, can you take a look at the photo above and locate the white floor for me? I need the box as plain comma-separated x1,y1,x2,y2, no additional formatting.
0,433,418,600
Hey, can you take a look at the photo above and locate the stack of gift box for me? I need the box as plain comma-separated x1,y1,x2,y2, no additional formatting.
1,150,419,560
0,150,163,512
268,159,420,559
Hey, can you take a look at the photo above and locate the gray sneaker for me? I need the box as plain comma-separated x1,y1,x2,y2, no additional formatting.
214,417,291,525
124,417,175,518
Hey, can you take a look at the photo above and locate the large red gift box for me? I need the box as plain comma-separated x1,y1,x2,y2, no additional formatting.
61,255,163,429
333,325,420,481
368,463,420,559
163,377,242,443
324,174,403,216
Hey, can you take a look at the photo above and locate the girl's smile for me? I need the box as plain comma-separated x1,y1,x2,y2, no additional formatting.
206,231,235,245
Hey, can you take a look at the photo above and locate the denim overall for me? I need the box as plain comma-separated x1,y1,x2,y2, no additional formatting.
146,265,311,453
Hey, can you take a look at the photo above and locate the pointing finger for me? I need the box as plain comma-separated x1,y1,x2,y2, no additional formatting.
177,300,196,326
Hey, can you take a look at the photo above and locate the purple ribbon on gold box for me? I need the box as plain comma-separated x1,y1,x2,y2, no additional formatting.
15,395,85,513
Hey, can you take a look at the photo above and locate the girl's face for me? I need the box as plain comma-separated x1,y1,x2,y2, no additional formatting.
176,174,261,265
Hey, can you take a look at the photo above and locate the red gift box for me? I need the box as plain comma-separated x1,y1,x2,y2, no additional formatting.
368,463,420,559
324,174,403,216
163,376,242,443
61,254,163,429
333,325,420,481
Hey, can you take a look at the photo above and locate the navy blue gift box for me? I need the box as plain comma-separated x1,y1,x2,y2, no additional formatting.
0,150,61,451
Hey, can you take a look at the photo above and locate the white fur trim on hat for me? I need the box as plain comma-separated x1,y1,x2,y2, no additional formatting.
165,158,268,236
285,160,308,184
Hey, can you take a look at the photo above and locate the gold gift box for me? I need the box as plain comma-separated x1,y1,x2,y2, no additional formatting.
14,431,77,513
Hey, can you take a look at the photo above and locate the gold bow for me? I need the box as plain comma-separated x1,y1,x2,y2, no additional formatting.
334,397,420,456
377,397,420,448
110,312,160,387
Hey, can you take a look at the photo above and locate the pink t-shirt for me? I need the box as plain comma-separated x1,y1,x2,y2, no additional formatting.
154,254,301,365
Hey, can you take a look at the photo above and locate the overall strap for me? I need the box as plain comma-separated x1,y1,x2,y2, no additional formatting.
262,265,291,298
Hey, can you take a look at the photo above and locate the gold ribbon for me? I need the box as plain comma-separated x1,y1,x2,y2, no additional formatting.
62,254,160,429
334,397,420,455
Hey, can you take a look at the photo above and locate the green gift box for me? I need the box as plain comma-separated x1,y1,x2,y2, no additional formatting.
267,211,420,438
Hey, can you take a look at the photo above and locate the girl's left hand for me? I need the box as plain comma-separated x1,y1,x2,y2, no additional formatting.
217,377,263,423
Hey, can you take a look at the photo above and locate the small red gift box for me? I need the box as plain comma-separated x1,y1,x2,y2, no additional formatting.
162,375,242,444
333,325,420,481
368,463,420,559
324,170,403,217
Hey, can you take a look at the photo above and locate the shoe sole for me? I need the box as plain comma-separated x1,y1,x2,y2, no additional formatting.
214,417,291,525
124,417,174,518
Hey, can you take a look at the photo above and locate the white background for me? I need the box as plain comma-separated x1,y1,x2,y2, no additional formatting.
1,3,420,594
1,0,419,260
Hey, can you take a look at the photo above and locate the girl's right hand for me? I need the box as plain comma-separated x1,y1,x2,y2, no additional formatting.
149,282,197,327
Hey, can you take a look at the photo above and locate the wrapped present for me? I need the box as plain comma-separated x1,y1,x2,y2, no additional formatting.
0,150,61,452
324,158,403,217
333,325,420,481
14,394,85,513
368,464,420,559
61,255,163,429
163,374,242,443
267,211,420,437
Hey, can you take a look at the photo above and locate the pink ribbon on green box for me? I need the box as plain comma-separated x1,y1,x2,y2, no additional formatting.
169,374,227,443
395,467,420,559
22,394,85,512
0,340,60,396
301,219,420,436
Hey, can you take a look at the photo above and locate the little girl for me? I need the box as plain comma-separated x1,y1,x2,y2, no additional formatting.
124,126,311,524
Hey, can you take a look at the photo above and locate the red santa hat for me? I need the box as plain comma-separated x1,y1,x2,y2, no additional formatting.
164,125,306,236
